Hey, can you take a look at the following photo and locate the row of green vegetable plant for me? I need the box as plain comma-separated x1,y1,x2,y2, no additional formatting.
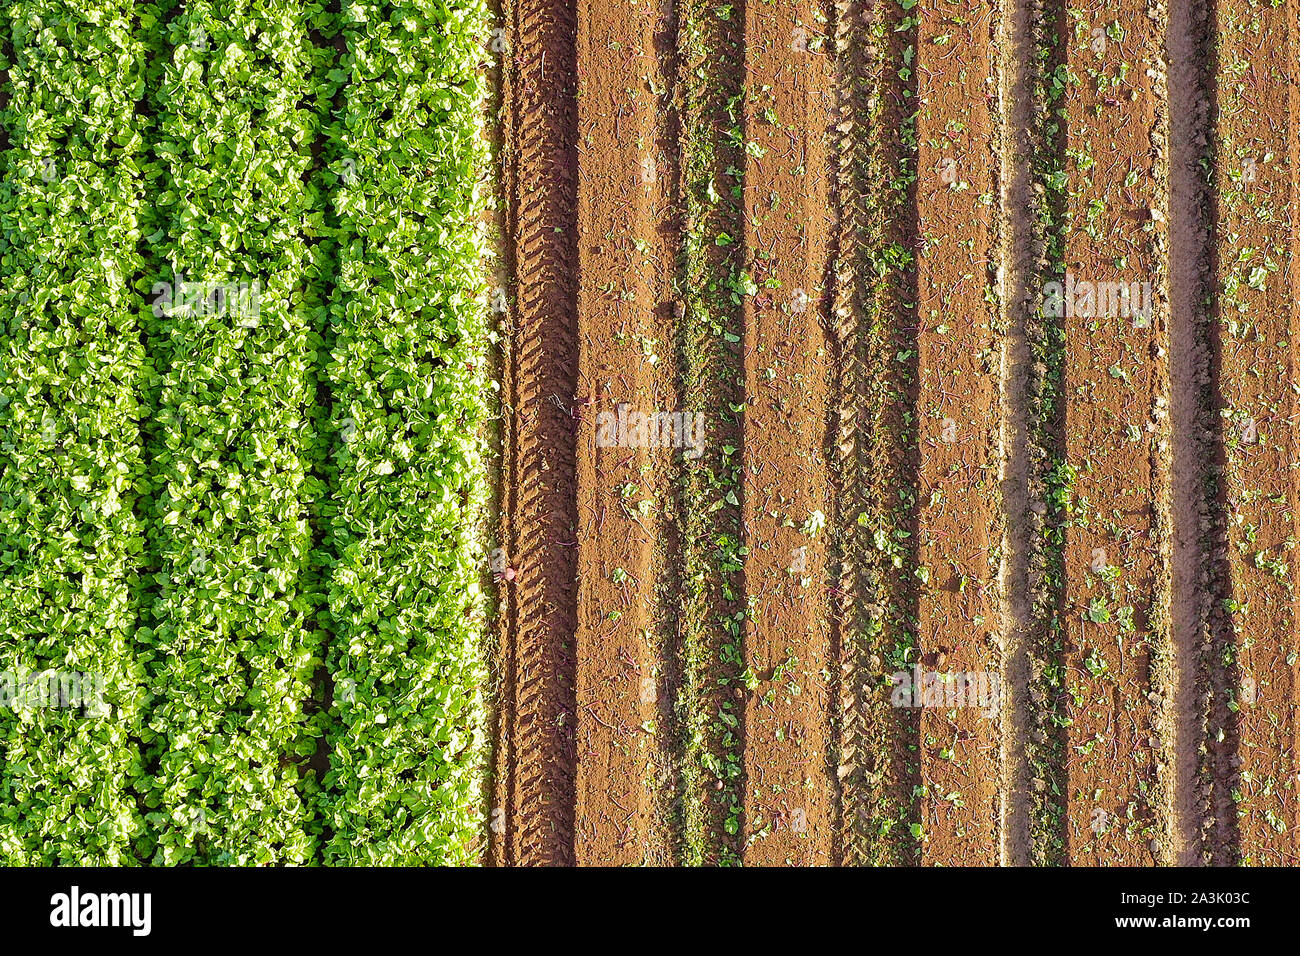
0,0,151,864
136,0,326,865
313,0,491,865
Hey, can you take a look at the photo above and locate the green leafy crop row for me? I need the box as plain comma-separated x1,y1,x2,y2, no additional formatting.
0,0,490,864
313,0,490,866
0,0,150,864
136,0,327,865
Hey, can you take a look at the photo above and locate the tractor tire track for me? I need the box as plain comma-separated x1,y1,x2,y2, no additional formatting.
834,0,924,868
829,0,874,867
492,0,581,868
1167,0,1215,867
677,0,750,866
999,0,1046,868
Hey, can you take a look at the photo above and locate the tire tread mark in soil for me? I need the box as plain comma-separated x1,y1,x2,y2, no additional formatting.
998,0,1042,867
829,0,873,868
677,0,749,865
835,0,923,867
1023,0,1071,866
645,0,685,866
1199,0,1237,868
492,0,580,867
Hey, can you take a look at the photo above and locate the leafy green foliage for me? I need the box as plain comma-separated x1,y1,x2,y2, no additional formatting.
314,0,490,866
135,0,328,865
0,0,150,864
0,0,490,864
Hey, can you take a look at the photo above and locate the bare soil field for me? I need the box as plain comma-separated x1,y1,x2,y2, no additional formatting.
487,0,1300,865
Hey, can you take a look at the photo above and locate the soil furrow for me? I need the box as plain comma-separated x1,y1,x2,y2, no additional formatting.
832,0,863,868
677,0,750,866
999,0,1042,868
1022,0,1072,866
739,0,837,865
492,0,581,867
829,0,873,867
646,0,686,865
1167,0,1215,867
837,0,924,867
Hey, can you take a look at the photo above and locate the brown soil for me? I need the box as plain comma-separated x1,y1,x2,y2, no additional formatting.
1208,0,1299,867
999,0,1040,867
834,0,925,868
912,0,1005,865
491,0,581,867
829,0,877,866
1167,0,1214,866
676,0,750,865
1060,0,1171,865
571,0,680,865
738,0,836,865
485,0,1300,867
